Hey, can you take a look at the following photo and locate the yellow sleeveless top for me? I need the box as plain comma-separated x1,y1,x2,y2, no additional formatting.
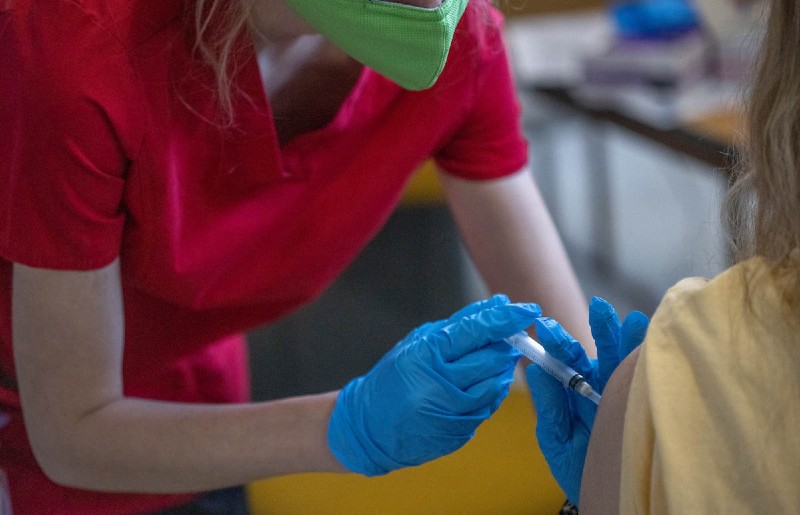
621,253,800,514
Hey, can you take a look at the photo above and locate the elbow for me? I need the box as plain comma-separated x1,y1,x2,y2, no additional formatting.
29,432,88,489
26,417,105,490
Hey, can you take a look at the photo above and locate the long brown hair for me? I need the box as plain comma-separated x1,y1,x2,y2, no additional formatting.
723,0,800,274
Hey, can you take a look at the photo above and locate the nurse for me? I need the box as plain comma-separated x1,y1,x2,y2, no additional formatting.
0,0,593,513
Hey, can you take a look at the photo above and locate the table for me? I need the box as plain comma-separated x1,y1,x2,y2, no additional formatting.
531,86,740,172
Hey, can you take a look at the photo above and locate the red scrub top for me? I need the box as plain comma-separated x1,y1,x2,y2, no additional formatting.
0,0,528,513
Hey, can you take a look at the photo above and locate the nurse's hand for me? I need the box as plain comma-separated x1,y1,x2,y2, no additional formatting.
328,294,541,476
526,297,648,505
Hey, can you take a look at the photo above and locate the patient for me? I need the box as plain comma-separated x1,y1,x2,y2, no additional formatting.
526,0,800,513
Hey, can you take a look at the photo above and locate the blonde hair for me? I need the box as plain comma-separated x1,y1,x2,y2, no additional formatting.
723,0,800,273
192,0,257,126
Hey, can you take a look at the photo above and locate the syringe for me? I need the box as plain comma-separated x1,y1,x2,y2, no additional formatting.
506,332,601,405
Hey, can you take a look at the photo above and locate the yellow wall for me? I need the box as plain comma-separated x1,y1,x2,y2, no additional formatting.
247,390,564,514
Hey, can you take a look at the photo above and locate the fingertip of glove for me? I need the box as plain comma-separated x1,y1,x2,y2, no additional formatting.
590,296,609,307
626,310,649,326
622,310,650,339
489,293,510,305
494,303,542,324
526,302,543,317
509,301,541,313
533,316,558,335
589,296,615,319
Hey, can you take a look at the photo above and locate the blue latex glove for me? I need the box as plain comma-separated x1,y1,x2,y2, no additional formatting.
526,297,649,505
329,294,541,476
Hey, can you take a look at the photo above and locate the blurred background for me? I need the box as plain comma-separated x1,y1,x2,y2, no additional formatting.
245,0,764,512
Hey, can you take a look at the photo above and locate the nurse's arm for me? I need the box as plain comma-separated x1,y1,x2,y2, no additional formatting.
579,347,640,514
438,166,595,354
12,259,346,493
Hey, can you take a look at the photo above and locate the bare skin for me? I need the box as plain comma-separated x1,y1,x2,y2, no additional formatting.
440,169,594,350
579,347,640,514
14,260,346,491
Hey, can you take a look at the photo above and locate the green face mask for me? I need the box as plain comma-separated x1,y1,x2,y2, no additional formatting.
282,0,469,90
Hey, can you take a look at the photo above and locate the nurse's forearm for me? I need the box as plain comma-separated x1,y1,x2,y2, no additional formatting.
440,167,595,354
31,392,347,492
12,260,347,494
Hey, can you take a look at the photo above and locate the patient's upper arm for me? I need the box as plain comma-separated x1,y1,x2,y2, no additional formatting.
580,346,641,514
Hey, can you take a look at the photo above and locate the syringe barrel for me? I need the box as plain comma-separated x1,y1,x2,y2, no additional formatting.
506,332,583,389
